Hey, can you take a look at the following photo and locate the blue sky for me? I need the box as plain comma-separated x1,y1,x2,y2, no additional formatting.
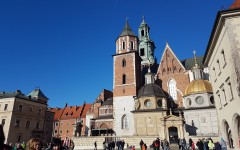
0,0,234,108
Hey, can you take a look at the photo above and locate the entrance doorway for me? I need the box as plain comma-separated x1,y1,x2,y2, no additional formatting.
168,127,178,144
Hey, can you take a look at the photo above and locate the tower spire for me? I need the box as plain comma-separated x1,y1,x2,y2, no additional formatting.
192,50,203,80
193,50,199,68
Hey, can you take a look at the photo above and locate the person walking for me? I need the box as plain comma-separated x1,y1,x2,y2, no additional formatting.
140,140,144,150
182,138,186,150
94,141,97,150
220,138,227,150
163,139,169,150
189,138,193,150
196,139,204,150
208,140,215,150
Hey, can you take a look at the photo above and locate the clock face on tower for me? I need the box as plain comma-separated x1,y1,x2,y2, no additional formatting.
195,96,204,105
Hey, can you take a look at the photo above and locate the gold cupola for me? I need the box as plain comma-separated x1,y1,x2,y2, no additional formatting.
184,79,212,96
184,51,213,96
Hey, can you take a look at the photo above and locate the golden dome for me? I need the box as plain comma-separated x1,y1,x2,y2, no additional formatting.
184,79,213,96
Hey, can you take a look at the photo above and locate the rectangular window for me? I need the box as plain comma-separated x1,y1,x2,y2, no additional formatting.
38,107,42,114
18,105,23,111
220,84,227,106
217,60,221,76
221,50,227,68
36,122,40,129
212,67,217,82
140,48,145,56
216,91,222,109
15,119,21,127
54,130,58,133
55,122,58,126
4,104,8,111
1,119,6,126
226,77,233,101
26,121,31,128
29,106,33,112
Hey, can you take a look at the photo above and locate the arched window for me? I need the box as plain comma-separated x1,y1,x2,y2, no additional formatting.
162,68,166,76
122,74,126,84
122,42,125,49
168,79,177,100
131,41,134,49
122,59,126,67
122,114,128,129
141,30,144,36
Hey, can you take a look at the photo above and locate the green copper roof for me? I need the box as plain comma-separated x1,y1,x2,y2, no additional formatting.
28,88,49,101
119,20,136,37
181,56,204,70
140,16,147,27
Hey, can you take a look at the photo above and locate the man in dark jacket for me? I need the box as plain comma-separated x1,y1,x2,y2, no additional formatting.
196,139,204,150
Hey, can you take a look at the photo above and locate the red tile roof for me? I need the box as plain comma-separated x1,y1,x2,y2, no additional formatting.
229,0,240,9
50,104,92,120
50,108,65,121
80,104,92,118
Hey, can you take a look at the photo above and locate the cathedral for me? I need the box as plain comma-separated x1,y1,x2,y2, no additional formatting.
87,17,219,143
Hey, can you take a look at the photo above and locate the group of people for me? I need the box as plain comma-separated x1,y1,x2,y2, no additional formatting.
0,137,75,150
102,140,126,150
195,137,228,150
139,138,170,150
177,137,228,150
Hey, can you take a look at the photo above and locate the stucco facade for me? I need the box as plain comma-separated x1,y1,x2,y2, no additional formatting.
204,8,240,149
0,90,48,144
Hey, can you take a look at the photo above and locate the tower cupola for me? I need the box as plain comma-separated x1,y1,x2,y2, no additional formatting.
115,19,138,54
145,66,154,84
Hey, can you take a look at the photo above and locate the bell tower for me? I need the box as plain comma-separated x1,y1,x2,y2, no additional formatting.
113,19,142,136
113,19,142,97
138,16,156,66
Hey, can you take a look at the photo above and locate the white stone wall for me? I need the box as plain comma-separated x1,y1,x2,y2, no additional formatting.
113,96,135,136
184,109,219,136
73,136,159,150
206,11,240,149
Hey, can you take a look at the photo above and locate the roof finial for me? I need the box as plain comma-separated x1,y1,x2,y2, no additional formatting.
193,50,198,67
126,17,129,23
